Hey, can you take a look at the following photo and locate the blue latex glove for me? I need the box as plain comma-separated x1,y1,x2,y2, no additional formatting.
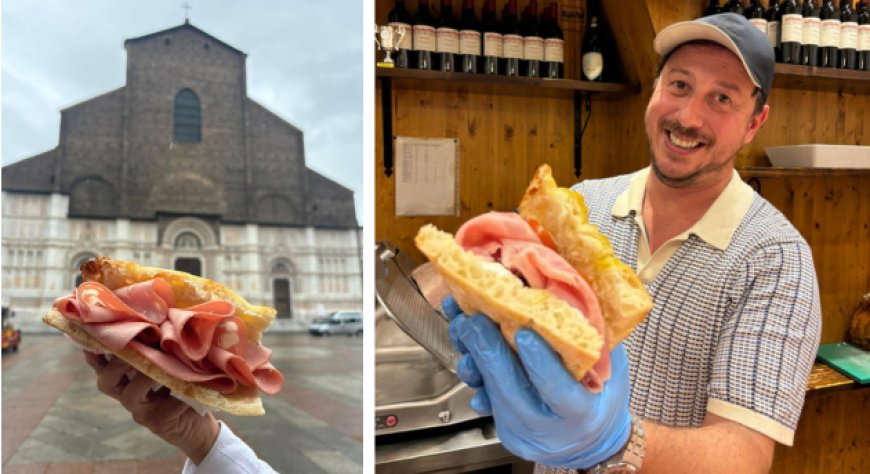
443,296,632,469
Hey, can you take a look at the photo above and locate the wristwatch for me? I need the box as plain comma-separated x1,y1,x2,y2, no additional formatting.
586,414,646,474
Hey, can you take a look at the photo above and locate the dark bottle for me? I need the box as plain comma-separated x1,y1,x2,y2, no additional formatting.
388,0,414,68
436,0,460,72
725,0,744,14
542,1,564,78
502,0,523,76
413,0,437,69
859,0,870,70
778,0,803,64
581,14,603,81
819,0,840,67
840,0,859,69
458,0,481,73
481,0,503,75
766,0,783,61
745,0,768,37
704,0,722,16
521,0,543,77
801,0,820,66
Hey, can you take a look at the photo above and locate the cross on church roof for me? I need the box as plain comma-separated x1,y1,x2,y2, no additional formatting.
182,2,192,22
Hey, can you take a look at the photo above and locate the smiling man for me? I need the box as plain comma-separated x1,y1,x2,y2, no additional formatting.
444,13,821,473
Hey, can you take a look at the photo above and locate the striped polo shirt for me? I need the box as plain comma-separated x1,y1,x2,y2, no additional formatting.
574,168,821,446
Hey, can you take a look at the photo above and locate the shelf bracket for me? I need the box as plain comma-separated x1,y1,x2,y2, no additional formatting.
380,76,394,177
574,92,593,177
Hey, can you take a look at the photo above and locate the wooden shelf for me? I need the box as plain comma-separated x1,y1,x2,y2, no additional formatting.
376,67,639,177
375,67,637,101
772,63,870,95
738,166,870,178
806,362,858,395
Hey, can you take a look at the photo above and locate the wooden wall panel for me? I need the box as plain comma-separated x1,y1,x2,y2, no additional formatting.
748,173,870,343
376,79,575,262
771,388,870,474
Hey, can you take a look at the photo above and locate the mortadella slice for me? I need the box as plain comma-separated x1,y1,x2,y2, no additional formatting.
455,211,611,392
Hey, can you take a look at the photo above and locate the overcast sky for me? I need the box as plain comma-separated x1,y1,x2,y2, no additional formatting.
2,0,364,218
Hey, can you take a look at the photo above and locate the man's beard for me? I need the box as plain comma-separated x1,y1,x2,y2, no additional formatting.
648,119,729,189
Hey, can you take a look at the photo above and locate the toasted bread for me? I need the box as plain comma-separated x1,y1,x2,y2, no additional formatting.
519,165,653,347
415,224,603,381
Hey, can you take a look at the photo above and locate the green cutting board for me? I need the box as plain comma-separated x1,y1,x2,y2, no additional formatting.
816,343,870,384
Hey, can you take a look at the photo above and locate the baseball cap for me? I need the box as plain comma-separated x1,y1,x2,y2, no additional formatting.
653,13,775,102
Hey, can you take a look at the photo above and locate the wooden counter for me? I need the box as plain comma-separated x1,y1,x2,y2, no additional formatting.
773,363,870,473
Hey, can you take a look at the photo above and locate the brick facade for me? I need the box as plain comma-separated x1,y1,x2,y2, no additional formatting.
1,22,361,331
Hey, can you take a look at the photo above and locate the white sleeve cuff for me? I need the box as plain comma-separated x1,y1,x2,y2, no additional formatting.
707,398,795,446
182,421,277,474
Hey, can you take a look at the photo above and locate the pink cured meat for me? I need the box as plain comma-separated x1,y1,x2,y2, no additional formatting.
53,279,284,395
455,211,611,392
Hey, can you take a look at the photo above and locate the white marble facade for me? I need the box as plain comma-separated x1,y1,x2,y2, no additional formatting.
1,192,362,332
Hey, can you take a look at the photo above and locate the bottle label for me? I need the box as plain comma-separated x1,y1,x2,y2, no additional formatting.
544,38,564,63
802,17,820,46
840,22,858,50
436,27,460,53
820,19,841,47
523,36,544,61
414,25,437,51
389,22,414,51
767,21,780,48
484,32,504,57
459,30,481,55
582,52,603,80
750,18,768,35
859,24,870,52
503,34,524,59
781,13,803,43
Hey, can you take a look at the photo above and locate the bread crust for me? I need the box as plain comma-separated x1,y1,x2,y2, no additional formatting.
415,225,603,381
45,257,276,416
519,165,653,347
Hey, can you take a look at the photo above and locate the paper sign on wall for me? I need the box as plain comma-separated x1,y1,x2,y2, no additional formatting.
394,137,459,216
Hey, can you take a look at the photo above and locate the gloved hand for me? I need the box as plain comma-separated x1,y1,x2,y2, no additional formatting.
443,296,632,469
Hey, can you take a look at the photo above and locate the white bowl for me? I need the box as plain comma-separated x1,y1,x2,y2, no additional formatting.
764,144,870,169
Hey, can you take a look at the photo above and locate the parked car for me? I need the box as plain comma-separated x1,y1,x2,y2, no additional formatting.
308,311,363,336
2,307,21,353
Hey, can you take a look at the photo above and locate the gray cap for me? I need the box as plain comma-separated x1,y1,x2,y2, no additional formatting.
653,13,775,103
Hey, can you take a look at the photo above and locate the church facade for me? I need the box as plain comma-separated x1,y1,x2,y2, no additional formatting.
2,22,361,331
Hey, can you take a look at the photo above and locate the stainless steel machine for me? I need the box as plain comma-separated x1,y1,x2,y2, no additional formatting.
374,241,483,435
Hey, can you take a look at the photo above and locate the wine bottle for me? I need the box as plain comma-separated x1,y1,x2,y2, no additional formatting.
542,1,564,78
388,0,414,68
801,0,820,66
745,0,768,36
766,0,783,61
436,0,460,72
581,14,603,81
458,0,481,73
522,0,544,77
481,0,503,75
859,0,870,70
778,0,803,64
840,0,859,69
413,0,437,69
725,0,744,14
819,0,840,67
704,0,722,16
502,0,523,76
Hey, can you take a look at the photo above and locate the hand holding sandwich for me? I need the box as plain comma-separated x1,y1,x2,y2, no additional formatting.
444,296,632,469
84,351,219,464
